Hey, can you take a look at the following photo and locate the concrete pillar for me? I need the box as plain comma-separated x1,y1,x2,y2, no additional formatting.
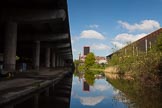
57,56,60,67
149,41,152,49
145,39,148,54
4,21,17,71
136,47,138,56
33,41,40,70
62,60,65,67
59,57,62,67
60,58,63,67
45,48,50,68
132,45,135,56
124,49,127,55
52,51,56,68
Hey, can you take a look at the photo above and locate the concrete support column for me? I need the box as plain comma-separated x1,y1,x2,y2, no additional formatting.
136,47,138,56
56,55,58,67
149,41,152,49
45,48,50,68
145,39,148,54
4,21,17,71
57,56,60,67
62,59,64,67
59,57,62,67
61,58,63,67
33,41,40,70
61,59,64,67
132,45,135,56
124,49,127,55
52,51,56,68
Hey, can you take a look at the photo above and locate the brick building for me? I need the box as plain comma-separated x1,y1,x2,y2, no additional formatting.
107,28,162,59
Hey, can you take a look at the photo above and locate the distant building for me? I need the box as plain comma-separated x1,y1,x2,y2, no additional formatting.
83,46,90,56
78,46,107,64
95,56,107,64
83,80,90,92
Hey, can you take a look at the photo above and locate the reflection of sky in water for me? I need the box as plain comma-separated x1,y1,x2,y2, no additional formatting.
70,76,128,108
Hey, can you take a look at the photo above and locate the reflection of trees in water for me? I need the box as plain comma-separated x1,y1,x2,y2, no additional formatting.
106,77,162,108
74,69,104,86
84,70,95,86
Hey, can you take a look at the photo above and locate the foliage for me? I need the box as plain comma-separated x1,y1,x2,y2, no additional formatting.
107,78,162,108
84,70,95,85
78,64,85,72
85,52,95,69
107,33,162,86
74,60,80,67
91,63,106,69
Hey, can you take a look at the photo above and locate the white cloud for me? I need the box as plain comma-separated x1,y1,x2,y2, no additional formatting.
94,84,110,91
88,24,99,28
112,33,147,49
79,96,105,106
111,41,125,49
73,48,77,52
114,33,147,42
71,39,74,44
91,43,109,50
118,20,160,32
80,30,105,40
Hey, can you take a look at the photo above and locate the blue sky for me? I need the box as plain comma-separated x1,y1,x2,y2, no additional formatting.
67,0,162,59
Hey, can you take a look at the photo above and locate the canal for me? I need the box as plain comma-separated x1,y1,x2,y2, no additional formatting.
70,71,162,108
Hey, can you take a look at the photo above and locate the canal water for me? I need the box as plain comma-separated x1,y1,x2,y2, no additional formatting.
70,71,162,108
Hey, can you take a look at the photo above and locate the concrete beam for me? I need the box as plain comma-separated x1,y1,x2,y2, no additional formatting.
19,33,69,41
57,50,71,54
56,43,70,48
2,9,66,23
17,42,71,49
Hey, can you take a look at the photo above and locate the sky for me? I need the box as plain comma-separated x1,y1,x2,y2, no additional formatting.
67,0,162,60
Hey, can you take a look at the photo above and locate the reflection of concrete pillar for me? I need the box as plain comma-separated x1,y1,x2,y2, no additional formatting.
33,41,40,70
34,94,39,108
52,51,56,68
45,88,50,97
3,105,14,108
45,48,50,68
4,22,17,71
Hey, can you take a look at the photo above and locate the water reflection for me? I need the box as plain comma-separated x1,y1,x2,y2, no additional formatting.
70,71,128,108
70,71,162,108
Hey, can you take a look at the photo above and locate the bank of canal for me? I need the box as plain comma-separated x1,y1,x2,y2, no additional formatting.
70,72,162,108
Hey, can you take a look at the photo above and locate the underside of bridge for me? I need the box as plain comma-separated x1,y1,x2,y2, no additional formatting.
0,0,73,72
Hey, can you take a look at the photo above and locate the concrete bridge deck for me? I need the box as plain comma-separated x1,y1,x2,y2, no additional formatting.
0,68,72,108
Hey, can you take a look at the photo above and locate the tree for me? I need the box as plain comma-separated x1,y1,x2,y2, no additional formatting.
84,70,95,85
85,52,95,69
74,60,80,67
